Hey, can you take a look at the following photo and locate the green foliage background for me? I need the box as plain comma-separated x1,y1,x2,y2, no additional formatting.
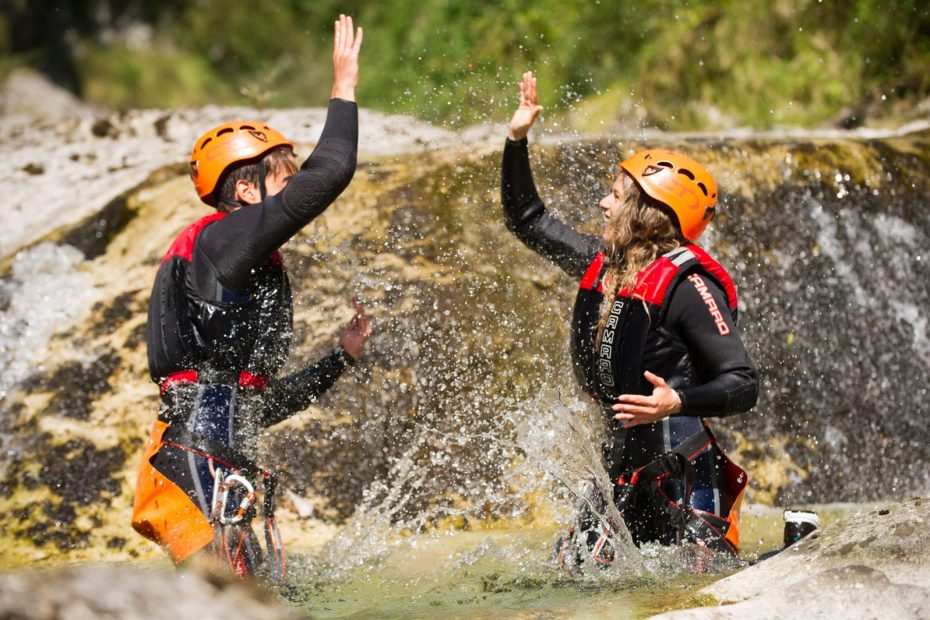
3,0,929,129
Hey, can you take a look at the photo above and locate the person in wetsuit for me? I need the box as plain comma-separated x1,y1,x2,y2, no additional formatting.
132,15,368,580
501,72,759,560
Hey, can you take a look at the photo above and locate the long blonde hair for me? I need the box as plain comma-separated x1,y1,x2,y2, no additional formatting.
596,172,683,343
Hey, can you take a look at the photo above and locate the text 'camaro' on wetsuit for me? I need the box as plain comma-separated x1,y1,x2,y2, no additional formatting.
133,99,358,569
501,137,759,551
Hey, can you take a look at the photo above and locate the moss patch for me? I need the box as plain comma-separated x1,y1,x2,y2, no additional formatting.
39,353,121,421
37,438,125,504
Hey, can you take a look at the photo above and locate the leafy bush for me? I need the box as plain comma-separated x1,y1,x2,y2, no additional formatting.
4,0,929,129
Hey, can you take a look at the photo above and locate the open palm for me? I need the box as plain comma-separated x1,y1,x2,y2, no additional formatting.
508,71,544,140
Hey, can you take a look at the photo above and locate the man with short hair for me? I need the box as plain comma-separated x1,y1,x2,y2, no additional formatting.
132,14,368,580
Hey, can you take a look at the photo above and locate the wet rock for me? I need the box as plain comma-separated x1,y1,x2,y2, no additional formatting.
0,565,300,620
653,497,930,619
41,353,121,420
0,101,488,261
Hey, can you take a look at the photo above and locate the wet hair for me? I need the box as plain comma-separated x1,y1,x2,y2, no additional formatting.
214,146,298,212
596,172,683,344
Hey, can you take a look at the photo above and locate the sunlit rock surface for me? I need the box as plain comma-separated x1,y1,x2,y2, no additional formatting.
0,91,929,572
0,564,299,619
653,497,930,619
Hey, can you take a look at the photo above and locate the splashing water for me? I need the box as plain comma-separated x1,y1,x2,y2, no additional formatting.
275,386,747,618
0,243,99,394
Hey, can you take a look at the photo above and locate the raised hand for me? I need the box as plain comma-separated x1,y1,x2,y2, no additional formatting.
508,71,544,141
339,295,371,360
332,14,363,101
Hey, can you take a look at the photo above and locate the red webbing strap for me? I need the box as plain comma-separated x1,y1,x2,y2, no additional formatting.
615,427,714,488
159,370,268,395
237,371,268,390
579,252,607,291
160,370,199,395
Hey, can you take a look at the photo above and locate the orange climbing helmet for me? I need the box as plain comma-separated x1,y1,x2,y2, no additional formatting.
619,149,718,241
189,121,294,206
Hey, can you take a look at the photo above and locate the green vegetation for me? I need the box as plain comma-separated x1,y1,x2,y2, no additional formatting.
3,0,929,129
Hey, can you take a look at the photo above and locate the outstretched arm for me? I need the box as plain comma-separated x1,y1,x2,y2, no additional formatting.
276,13,363,227
261,297,371,426
501,72,600,279
192,16,363,297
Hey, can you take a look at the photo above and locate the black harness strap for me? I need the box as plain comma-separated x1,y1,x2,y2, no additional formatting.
622,426,713,485
160,424,261,480
612,425,721,546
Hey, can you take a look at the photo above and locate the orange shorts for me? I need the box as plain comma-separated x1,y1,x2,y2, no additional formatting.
131,421,215,562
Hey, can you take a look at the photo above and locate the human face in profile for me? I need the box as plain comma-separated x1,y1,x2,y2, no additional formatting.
599,173,628,241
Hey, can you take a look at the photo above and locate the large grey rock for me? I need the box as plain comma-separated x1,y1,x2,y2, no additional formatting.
0,564,299,620
653,497,930,619
0,96,490,260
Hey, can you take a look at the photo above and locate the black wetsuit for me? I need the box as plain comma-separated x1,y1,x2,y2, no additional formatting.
134,99,358,572
501,137,759,547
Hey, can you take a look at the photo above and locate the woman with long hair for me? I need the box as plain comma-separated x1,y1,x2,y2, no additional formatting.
501,72,759,563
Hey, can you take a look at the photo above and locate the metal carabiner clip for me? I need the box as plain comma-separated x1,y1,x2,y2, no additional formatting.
214,472,257,525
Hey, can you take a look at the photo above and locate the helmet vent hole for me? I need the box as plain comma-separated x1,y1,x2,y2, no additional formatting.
216,128,233,137
697,182,708,196
657,161,674,169
678,168,695,180
200,137,213,150
240,124,256,131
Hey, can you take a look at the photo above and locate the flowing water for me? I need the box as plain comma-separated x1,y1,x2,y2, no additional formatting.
283,529,720,619
273,502,873,619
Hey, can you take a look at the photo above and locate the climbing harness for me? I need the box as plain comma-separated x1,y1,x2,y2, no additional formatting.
156,424,287,582
611,425,743,555
554,425,747,570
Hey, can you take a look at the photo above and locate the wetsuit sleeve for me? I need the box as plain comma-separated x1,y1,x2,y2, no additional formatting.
665,274,759,417
501,138,600,279
190,99,359,297
260,348,356,426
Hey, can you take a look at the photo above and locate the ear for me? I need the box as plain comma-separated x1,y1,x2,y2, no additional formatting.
234,179,259,204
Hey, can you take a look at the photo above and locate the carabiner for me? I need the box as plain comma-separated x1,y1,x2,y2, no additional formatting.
219,474,256,524
211,471,257,525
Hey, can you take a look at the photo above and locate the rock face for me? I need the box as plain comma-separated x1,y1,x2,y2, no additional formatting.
0,94,929,569
0,564,299,620
0,83,497,261
653,497,930,619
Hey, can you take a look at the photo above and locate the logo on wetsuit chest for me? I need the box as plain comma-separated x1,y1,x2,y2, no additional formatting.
687,274,730,335
597,298,626,387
